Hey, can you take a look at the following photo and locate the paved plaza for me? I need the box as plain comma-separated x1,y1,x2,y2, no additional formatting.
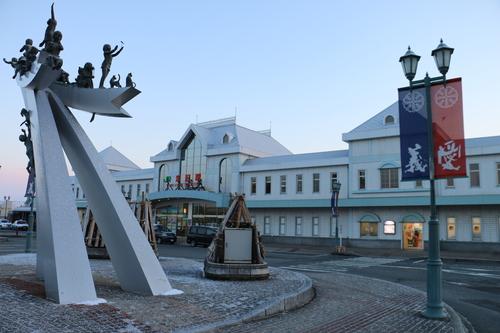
0,249,468,333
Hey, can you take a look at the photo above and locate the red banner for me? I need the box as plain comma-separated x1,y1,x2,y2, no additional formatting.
431,78,467,179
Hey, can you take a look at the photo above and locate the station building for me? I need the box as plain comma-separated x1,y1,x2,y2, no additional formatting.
71,103,500,252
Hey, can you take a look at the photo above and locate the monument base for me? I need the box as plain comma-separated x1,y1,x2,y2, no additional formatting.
204,257,270,280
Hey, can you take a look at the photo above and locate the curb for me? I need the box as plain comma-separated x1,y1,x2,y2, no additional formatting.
178,269,315,333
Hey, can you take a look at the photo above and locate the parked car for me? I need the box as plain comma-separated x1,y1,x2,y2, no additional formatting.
186,225,218,247
0,219,11,229
11,220,28,231
154,224,177,244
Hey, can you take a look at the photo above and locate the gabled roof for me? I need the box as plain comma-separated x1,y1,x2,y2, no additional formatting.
342,102,400,142
99,146,140,172
153,118,292,159
349,102,399,133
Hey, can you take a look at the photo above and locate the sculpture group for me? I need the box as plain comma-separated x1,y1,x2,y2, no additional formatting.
4,3,173,304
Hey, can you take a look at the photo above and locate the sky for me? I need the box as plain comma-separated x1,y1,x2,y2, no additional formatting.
0,0,499,201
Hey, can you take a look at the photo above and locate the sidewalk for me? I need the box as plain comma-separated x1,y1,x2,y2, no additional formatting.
263,242,500,263
0,241,475,332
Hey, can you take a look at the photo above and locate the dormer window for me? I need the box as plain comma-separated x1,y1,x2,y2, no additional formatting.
223,133,234,144
385,115,395,124
168,142,175,151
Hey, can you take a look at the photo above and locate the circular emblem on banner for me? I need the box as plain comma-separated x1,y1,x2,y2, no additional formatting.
402,91,424,113
434,85,458,108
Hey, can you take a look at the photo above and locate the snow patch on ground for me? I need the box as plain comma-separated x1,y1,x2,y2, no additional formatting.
0,253,36,265
159,289,184,296
75,298,107,306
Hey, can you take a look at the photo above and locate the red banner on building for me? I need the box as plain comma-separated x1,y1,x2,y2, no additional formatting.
430,78,467,179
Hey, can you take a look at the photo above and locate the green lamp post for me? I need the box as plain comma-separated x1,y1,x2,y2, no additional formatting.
399,39,454,319
331,181,341,252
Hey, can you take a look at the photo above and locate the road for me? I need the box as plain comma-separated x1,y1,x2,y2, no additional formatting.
2,235,499,332
157,240,500,333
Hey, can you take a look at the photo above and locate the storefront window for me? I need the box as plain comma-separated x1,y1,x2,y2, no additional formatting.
472,217,482,240
447,217,456,240
383,221,396,235
360,222,378,237
403,223,423,249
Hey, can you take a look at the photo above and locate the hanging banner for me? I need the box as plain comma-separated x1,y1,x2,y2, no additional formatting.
331,190,339,217
431,78,467,179
24,168,36,197
398,86,430,180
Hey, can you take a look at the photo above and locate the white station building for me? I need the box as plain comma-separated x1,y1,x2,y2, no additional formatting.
72,103,500,252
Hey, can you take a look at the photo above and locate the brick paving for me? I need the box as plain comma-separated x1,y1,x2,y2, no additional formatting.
213,272,460,333
0,251,467,332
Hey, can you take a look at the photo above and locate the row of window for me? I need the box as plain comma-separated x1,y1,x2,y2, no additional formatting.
251,173,339,195
446,216,486,241
74,183,150,199
358,162,495,190
259,216,497,241
262,216,336,236
119,183,150,198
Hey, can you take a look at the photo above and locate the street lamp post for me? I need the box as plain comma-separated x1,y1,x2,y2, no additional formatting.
399,39,454,319
3,196,10,219
331,181,342,252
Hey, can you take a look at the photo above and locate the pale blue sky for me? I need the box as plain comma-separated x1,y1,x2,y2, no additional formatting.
1,0,499,201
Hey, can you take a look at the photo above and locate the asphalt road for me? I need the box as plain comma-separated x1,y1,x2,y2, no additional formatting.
2,235,499,332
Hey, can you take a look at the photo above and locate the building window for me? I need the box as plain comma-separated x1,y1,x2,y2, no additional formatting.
447,217,456,240
180,137,206,189
295,217,302,235
472,217,482,240
128,185,132,198
497,162,500,186
264,217,271,234
280,175,287,194
313,173,320,193
383,221,396,235
76,187,80,199
168,142,175,151
279,217,286,235
145,183,150,194
380,168,399,189
330,172,338,191
385,115,395,124
296,174,303,193
358,170,366,190
251,177,256,194
415,180,423,188
223,134,230,144
265,176,271,194
312,217,319,236
121,185,125,196
219,158,232,193
470,163,480,187
158,164,168,192
360,222,378,237
137,184,141,197
446,178,455,188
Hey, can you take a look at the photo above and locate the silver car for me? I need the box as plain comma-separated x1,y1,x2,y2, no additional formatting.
1,219,12,229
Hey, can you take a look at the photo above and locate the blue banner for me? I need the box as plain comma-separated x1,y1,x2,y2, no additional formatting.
24,169,35,197
331,191,339,217
398,86,430,180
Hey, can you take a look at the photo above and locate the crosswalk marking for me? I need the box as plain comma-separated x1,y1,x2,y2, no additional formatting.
278,257,405,273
